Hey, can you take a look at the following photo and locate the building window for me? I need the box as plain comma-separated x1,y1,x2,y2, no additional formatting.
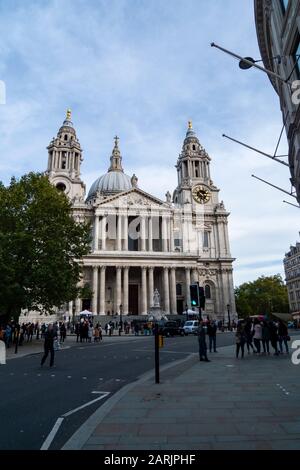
56,182,66,192
192,145,196,150
64,134,68,141
203,231,209,248
205,284,211,299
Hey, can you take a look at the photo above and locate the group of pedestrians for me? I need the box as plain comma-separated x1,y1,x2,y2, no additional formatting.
235,318,290,359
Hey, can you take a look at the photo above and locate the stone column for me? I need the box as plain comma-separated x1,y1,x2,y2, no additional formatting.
170,267,177,314
148,217,153,251
123,266,129,315
170,217,174,252
101,215,107,251
117,214,122,251
163,266,170,313
75,297,81,314
123,214,128,250
148,266,154,308
141,266,147,314
141,216,146,251
185,267,191,309
92,266,98,313
116,266,122,313
99,266,106,315
162,216,168,252
93,216,99,251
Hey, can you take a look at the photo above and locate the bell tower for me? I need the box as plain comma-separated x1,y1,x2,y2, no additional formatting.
173,121,215,206
46,109,85,201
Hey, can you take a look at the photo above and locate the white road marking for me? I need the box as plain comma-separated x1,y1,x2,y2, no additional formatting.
40,392,110,450
225,365,234,367
40,417,64,450
51,374,55,377
67,376,72,379
82,377,87,380
62,392,110,417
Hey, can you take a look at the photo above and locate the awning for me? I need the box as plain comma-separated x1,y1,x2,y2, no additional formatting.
271,312,293,322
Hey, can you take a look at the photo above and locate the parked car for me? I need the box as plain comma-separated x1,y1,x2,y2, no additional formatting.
183,320,199,335
158,321,185,337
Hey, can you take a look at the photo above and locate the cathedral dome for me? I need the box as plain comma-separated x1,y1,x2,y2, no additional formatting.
88,171,132,198
87,136,134,200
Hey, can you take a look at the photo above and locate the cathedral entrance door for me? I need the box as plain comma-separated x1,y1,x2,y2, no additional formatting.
129,284,139,315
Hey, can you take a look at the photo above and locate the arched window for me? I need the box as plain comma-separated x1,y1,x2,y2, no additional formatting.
64,134,68,141
56,182,66,192
205,284,211,299
192,144,196,150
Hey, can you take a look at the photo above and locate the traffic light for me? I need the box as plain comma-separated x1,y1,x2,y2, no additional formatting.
199,286,205,309
190,284,199,307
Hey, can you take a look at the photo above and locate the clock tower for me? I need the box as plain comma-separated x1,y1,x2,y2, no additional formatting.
173,121,219,208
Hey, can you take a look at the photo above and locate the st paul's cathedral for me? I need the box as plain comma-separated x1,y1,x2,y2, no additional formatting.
45,111,237,322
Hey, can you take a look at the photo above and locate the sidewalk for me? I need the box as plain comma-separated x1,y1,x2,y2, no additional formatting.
63,337,300,450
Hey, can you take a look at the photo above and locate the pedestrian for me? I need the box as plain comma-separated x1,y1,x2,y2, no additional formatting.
253,319,262,354
207,320,217,353
244,319,254,354
60,322,67,342
269,321,279,355
107,323,112,336
261,321,270,355
235,321,246,358
197,320,210,362
88,323,93,343
41,324,56,368
5,324,12,348
278,319,289,354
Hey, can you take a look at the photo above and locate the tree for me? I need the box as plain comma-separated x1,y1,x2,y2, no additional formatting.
0,173,91,322
234,274,289,318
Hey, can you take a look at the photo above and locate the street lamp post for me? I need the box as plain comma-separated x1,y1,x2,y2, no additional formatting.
227,304,231,331
185,303,188,323
119,304,123,332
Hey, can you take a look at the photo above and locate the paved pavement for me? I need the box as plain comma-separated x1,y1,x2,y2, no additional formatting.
63,336,300,450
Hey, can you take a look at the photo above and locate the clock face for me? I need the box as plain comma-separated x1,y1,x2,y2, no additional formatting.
192,185,211,204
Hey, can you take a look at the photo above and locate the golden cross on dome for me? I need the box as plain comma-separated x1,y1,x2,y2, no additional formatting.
66,109,72,120
188,120,192,129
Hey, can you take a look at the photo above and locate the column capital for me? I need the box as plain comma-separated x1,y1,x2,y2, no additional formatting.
170,266,176,271
93,265,98,271
147,266,154,272
100,265,106,272
116,265,123,270
141,266,147,272
123,265,129,272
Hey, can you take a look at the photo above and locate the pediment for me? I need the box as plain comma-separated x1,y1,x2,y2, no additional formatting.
96,188,167,209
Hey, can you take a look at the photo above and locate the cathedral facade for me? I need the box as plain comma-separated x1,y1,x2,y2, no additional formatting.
46,111,237,322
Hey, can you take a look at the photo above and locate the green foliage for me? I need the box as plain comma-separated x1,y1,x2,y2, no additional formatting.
0,173,91,321
235,274,289,318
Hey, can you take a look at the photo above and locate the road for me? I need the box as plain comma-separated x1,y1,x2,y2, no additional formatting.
0,332,234,450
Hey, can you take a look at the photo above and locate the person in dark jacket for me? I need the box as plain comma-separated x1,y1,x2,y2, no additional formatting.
197,321,210,362
41,324,56,367
207,320,217,353
278,320,289,354
261,321,270,354
235,321,246,358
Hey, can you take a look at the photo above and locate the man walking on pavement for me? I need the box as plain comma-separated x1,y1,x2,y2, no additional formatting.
197,320,210,362
41,324,56,368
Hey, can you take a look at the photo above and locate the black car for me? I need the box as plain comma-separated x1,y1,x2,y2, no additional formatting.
158,321,185,337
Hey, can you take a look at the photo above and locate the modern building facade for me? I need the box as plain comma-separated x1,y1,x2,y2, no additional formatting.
255,0,300,203
284,236,300,319
45,111,237,322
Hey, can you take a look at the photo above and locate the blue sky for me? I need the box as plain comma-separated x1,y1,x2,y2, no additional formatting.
0,0,298,286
